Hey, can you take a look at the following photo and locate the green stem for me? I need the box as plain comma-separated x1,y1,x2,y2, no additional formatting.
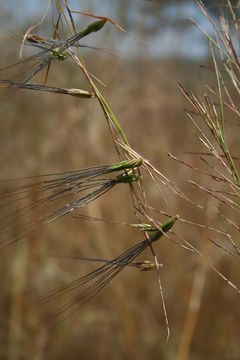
93,84,130,146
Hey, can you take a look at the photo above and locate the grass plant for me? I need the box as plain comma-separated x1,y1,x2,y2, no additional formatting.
1,0,240,359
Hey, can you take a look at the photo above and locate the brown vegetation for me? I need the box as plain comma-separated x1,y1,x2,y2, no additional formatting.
0,1,240,359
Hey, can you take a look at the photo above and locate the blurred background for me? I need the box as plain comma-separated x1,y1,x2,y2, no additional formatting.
0,1,240,359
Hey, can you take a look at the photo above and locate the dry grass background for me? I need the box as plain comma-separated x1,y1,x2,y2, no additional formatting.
0,3,240,359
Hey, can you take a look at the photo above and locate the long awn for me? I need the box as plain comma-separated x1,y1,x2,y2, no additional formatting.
0,159,141,248
33,215,178,329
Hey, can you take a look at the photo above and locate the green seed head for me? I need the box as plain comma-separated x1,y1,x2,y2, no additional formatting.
160,215,179,233
86,19,106,33
51,48,68,61
147,215,179,244
109,158,142,172
132,223,158,232
114,173,140,184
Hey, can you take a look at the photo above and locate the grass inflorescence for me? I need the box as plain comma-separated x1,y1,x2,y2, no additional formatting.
2,1,240,358
0,159,142,248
